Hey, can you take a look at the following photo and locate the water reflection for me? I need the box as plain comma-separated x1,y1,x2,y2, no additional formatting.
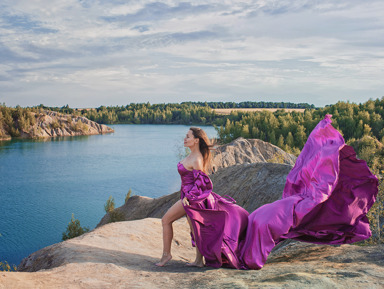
0,134,94,153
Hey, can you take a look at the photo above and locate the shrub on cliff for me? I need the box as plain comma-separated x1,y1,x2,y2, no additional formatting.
104,196,115,213
62,214,90,241
125,188,133,204
108,210,125,223
362,170,384,245
0,261,17,272
50,120,60,129
104,195,125,223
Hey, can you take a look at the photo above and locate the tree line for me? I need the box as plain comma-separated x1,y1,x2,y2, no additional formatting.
36,103,218,125
0,105,37,137
181,101,315,109
5,101,312,128
216,98,384,153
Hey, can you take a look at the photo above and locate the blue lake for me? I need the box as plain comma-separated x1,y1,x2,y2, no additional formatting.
0,124,217,266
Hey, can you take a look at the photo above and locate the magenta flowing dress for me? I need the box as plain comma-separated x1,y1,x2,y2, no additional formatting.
178,162,249,268
180,115,378,270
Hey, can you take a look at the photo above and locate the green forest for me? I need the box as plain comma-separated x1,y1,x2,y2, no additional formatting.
216,99,384,153
180,101,315,109
27,101,314,126
1,99,383,243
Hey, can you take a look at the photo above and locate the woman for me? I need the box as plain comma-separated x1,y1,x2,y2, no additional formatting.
157,116,378,269
155,127,249,267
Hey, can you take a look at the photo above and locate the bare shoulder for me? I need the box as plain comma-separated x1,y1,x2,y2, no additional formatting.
192,156,204,171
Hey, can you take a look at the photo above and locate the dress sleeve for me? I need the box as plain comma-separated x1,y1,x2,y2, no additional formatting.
184,170,213,204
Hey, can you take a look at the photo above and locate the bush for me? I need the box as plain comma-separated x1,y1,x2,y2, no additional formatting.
62,214,90,241
104,196,115,213
9,127,20,137
70,120,88,132
0,261,17,272
50,120,60,129
109,210,125,223
364,173,384,245
125,188,133,204
266,152,286,164
104,195,125,223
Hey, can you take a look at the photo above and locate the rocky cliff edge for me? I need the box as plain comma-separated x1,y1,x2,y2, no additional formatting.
2,218,383,289
1,110,113,139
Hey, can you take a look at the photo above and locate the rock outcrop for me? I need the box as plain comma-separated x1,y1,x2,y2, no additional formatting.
212,137,296,171
1,110,113,139
2,218,383,289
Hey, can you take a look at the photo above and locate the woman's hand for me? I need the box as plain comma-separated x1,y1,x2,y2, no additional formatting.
182,197,190,206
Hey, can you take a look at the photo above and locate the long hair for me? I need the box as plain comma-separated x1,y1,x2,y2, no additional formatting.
189,127,214,174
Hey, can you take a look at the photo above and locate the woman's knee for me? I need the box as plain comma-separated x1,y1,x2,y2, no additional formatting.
161,215,173,226
161,200,185,226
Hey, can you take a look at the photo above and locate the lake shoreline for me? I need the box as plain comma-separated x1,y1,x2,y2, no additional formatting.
0,124,217,266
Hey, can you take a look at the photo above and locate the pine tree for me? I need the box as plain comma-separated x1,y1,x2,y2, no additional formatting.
62,214,90,241
286,132,294,147
277,135,284,149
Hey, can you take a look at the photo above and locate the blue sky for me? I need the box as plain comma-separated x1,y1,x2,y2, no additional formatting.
0,0,383,108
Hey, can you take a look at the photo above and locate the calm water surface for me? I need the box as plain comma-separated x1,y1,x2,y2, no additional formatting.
0,124,217,265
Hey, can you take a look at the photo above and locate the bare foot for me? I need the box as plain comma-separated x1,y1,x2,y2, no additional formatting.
155,253,172,267
186,261,204,268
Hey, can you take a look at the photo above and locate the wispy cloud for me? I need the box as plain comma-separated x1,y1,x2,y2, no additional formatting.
0,0,383,107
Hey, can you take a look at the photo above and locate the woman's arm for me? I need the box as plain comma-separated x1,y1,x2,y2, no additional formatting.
183,170,213,206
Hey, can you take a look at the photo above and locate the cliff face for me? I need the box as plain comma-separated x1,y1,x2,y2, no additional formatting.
1,110,113,139
212,137,296,171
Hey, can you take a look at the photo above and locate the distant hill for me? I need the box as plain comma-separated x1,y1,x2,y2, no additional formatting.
0,107,114,140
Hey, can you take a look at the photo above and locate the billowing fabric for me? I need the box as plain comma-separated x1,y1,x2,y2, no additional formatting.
179,115,378,270
179,162,249,268
241,115,378,269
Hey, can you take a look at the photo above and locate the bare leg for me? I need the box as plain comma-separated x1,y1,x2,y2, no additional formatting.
155,200,186,266
186,216,204,267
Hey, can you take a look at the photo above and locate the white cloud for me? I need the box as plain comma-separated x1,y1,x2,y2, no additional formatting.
0,0,383,107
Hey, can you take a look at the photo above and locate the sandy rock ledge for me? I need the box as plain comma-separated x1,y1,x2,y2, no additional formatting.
1,218,383,289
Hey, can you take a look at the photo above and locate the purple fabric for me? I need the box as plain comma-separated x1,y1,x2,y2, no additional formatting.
179,115,378,270
179,162,249,268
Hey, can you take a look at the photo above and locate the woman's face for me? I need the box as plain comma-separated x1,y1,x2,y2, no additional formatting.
184,130,198,148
